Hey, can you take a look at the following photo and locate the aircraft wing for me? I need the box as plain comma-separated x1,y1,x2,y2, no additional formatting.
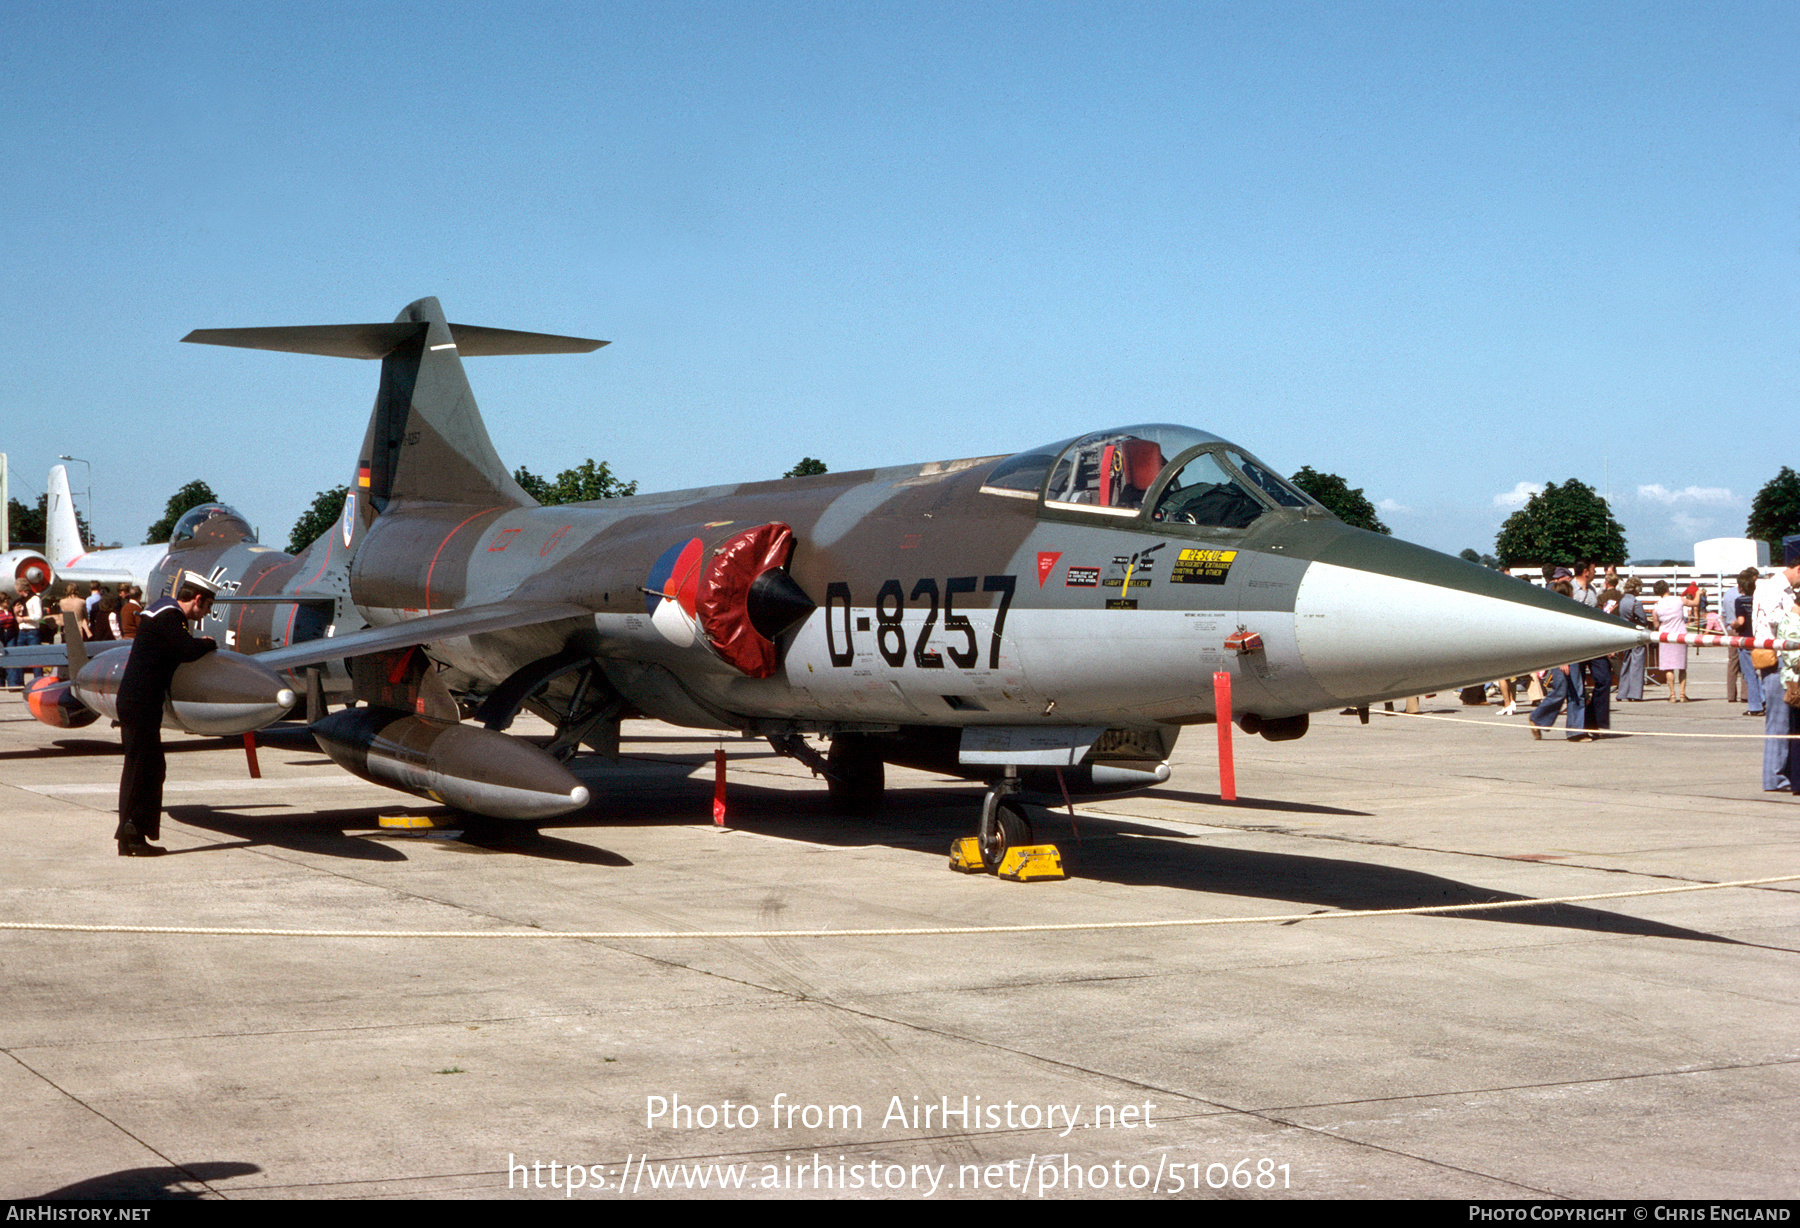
0,641,130,670
251,600,593,672
51,559,146,586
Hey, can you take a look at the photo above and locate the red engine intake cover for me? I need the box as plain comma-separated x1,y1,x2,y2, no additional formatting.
696,524,796,679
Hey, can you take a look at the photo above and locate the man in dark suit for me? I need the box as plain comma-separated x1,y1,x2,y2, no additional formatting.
115,573,219,856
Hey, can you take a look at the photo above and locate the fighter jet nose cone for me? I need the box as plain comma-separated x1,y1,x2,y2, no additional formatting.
1292,536,1639,704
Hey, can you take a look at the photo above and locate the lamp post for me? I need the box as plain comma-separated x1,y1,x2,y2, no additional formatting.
57,455,92,549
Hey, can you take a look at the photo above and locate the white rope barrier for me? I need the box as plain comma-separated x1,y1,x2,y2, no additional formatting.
1372,707,1800,739
2,876,1793,940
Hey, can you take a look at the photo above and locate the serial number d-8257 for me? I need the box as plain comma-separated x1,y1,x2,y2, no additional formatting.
824,575,1016,670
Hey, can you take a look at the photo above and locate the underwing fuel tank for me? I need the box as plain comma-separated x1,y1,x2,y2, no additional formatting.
310,708,591,821
74,649,298,736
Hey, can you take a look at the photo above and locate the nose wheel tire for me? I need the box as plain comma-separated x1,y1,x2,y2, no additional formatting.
978,794,1033,871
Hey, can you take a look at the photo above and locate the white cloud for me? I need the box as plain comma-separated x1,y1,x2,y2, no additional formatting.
1376,498,1410,514
1493,481,1543,509
1636,483,1736,505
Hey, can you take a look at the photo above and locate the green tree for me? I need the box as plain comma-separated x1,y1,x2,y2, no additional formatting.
7,494,91,550
144,481,221,545
1493,479,1627,566
1458,548,1481,564
513,460,637,505
1289,467,1390,534
784,457,828,478
1746,467,1800,556
288,485,349,554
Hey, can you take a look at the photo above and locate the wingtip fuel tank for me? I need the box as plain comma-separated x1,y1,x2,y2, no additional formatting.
73,649,297,736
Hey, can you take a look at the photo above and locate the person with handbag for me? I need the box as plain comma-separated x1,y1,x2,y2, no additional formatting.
1754,543,1799,792
1778,560,1800,797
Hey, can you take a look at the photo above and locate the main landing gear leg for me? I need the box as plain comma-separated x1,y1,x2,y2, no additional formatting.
977,769,1034,872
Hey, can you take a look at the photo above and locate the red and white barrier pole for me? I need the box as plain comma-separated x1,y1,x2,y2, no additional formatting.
1214,670,1236,802
1649,631,1800,651
713,748,728,826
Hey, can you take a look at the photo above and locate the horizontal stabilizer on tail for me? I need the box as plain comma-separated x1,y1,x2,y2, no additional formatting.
182,322,607,359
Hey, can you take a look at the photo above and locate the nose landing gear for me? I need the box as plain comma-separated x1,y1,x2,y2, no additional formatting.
976,769,1034,871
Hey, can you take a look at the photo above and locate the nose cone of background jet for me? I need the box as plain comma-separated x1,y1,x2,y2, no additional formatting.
1292,534,1641,705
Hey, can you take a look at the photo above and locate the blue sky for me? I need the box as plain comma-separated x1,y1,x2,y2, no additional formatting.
2,2,1793,560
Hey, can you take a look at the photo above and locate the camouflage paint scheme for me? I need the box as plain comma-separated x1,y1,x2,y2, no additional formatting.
173,297,1640,826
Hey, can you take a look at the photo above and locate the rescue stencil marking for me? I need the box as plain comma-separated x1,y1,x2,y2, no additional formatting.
1171,548,1238,585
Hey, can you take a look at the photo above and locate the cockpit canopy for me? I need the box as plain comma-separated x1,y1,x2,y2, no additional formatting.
170,504,256,547
982,424,1323,530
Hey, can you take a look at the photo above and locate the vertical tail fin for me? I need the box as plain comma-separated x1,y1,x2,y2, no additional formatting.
45,465,85,567
182,297,607,525
354,297,530,511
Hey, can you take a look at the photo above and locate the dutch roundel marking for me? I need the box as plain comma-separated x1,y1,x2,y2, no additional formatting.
645,538,704,616
645,538,705,648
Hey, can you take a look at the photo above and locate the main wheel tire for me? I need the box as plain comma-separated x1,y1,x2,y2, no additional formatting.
826,733,885,813
978,797,1033,871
